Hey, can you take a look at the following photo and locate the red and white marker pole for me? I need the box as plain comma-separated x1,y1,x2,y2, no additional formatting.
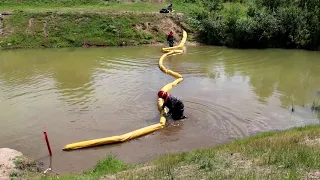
43,126,59,179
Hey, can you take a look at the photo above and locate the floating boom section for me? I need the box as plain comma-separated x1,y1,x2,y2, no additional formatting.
63,30,187,151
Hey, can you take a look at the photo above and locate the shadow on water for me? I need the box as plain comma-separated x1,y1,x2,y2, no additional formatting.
0,46,319,173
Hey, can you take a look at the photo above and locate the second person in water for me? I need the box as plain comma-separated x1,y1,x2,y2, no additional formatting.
158,90,187,120
167,31,174,47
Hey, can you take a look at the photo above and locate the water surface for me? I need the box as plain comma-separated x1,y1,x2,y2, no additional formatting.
0,46,319,173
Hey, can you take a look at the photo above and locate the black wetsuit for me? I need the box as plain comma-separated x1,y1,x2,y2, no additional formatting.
163,95,185,120
168,4,173,12
167,34,174,47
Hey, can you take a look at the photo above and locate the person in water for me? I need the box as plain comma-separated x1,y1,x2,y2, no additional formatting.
167,31,174,47
158,90,187,120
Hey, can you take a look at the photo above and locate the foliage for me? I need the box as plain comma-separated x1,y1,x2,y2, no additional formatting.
191,0,320,50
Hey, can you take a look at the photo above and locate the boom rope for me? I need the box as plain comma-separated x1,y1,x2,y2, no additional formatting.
62,30,187,151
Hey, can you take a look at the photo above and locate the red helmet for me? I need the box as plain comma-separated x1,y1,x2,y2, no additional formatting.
158,90,168,99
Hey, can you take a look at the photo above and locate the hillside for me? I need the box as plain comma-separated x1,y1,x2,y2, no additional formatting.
0,11,197,49
1,0,320,50
0,1,200,50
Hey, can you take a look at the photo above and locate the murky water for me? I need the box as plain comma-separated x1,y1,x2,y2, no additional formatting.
0,46,319,173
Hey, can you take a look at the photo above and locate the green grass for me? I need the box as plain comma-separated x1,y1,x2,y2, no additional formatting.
0,2,168,13
0,0,241,14
23,155,127,180
0,11,181,49
25,125,320,180
0,1,206,15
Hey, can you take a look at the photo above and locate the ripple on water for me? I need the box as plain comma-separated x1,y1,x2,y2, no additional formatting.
86,58,158,119
185,97,271,139
57,80,98,112
224,54,268,67
102,57,156,70
186,48,221,56
181,64,208,77
3,72,56,103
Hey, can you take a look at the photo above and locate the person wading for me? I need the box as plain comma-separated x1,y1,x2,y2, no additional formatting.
167,31,174,47
158,90,187,120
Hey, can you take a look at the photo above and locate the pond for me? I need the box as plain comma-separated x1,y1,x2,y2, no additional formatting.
0,46,319,173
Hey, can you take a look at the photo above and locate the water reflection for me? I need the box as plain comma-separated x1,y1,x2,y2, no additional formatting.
49,49,100,112
182,47,320,108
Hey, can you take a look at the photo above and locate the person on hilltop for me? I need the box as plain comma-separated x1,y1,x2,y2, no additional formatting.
159,2,173,14
158,90,187,120
167,31,174,47
167,2,173,12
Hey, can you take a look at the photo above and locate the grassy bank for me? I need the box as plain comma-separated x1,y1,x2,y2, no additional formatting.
1,0,319,50
0,1,169,13
21,125,320,180
0,0,201,50
0,1,203,13
0,11,194,49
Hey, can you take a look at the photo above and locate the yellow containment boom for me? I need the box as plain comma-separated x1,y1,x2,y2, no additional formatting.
63,30,187,151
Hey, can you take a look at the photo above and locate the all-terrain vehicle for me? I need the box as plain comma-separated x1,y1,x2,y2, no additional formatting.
159,3,174,13
159,8,170,13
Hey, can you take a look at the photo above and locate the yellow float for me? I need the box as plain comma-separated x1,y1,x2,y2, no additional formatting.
63,30,187,151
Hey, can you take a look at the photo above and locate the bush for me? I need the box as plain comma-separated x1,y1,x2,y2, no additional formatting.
191,0,320,50
204,0,224,11
198,13,227,45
